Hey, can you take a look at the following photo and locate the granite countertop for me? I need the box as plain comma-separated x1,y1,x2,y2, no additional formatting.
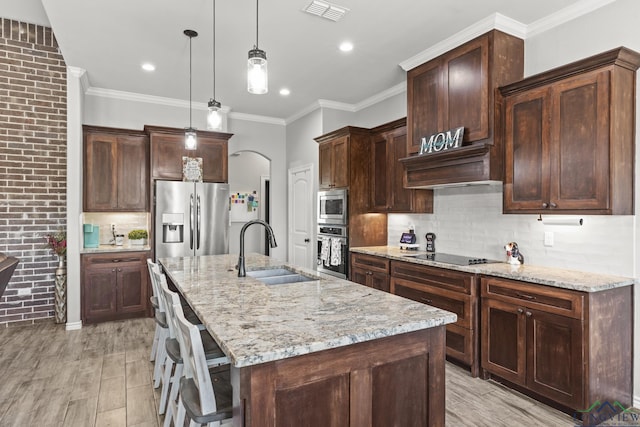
80,244,151,254
159,253,457,368
351,246,635,293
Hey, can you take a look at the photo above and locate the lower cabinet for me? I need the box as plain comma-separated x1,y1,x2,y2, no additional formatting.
350,253,390,292
390,261,480,376
481,276,632,415
81,252,149,323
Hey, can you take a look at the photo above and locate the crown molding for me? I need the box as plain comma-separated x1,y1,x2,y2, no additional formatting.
228,111,286,126
399,13,527,71
67,66,89,92
526,0,616,38
354,82,406,111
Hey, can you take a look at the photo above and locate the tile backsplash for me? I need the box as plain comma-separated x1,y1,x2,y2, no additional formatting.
82,212,150,246
387,184,635,277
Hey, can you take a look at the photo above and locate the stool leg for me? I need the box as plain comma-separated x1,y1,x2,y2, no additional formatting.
176,398,186,427
159,356,174,415
153,332,168,388
150,324,160,362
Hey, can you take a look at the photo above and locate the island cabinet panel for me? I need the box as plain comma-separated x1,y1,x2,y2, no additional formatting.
403,30,523,188
502,47,640,214
83,126,149,212
390,261,480,376
81,252,149,324
238,327,445,427
369,118,433,213
146,125,231,183
481,276,632,418
350,253,390,292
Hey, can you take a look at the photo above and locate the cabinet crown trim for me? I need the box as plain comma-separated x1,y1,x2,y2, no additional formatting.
314,126,369,143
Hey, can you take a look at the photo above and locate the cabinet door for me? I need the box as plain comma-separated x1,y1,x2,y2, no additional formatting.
550,70,610,211
84,134,118,211
332,136,349,188
151,134,185,180
481,298,526,385
318,142,333,189
350,266,369,287
197,138,228,182
117,135,149,211
444,35,489,143
526,308,583,408
407,59,444,154
504,87,551,212
369,134,390,211
369,272,390,293
83,265,117,321
388,130,413,212
117,264,147,314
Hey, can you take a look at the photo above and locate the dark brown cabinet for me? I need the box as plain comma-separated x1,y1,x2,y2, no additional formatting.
350,253,390,292
501,47,640,214
318,135,349,189
402,30,523,188
81,251,149,324
390,261,480,376
369,119,433,213
481,276,632,415
83,126,149,212
146,126,231,183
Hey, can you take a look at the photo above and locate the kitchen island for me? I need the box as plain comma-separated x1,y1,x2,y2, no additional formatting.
159,253,456,427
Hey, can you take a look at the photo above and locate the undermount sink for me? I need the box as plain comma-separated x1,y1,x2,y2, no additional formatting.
246,267,318,285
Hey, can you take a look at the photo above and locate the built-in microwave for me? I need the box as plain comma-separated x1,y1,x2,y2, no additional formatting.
318,189,347,225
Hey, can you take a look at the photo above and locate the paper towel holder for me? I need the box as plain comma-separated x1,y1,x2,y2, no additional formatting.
537,214,583,226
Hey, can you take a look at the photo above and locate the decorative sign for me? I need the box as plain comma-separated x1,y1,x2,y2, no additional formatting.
182,157,203,182
419,127,465,155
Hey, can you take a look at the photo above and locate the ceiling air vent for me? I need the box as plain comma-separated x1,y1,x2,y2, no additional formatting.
303,0,349,22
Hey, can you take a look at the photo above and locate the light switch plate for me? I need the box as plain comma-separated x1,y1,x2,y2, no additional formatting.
544,231,554,247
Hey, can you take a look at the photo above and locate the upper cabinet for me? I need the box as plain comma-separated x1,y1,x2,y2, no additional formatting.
402,30,524,188
501,47,640,215
83,126,149,212
318,135,349,189
369,119,433,213
146,126,231,183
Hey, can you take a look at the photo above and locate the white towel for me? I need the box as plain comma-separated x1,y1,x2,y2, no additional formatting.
330,238,342,266
320,237,331,266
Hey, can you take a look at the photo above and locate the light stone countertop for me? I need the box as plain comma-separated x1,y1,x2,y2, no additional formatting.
80,244,151,254
159,253,457,368
351,246,635,293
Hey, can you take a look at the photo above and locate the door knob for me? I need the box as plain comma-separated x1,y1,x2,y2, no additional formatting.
304,238,310,243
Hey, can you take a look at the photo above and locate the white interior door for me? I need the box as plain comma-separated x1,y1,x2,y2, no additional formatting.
288,164,314,269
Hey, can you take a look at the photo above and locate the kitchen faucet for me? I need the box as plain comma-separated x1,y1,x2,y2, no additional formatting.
237,219,277,277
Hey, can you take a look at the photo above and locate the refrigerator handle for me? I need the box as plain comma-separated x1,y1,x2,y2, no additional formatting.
189,193,194,250
196,194,201,250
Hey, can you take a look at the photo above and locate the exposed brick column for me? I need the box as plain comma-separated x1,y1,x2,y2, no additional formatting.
0,19,67,326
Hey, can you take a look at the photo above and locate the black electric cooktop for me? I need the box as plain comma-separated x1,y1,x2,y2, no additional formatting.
406,253,501,266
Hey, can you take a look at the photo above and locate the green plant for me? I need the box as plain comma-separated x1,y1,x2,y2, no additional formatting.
128,229,148,240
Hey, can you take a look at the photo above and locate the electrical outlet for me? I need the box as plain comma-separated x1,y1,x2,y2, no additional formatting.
544,231,554,247
111,223,116,232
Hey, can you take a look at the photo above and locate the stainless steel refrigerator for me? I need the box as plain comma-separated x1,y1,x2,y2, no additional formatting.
155,180,229,259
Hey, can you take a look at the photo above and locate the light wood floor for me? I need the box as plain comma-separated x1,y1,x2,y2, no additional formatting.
0,318,581,426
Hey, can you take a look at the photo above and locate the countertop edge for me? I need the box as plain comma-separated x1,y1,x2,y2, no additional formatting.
80,245,151,254
350,246,635,293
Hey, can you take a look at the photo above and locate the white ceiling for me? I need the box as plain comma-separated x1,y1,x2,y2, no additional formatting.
5,0,601,122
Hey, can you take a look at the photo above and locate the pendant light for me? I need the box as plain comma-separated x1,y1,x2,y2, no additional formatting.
247,0,268,94
184,29,198,150
207,0,223,130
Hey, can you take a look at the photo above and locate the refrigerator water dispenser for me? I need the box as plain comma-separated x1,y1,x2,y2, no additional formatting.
162,213,184,243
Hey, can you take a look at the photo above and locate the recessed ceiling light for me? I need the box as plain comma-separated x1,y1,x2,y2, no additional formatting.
339,41,353,52
141,63,156,71
279,88,291,96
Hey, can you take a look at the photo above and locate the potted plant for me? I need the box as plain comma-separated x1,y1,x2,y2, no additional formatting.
128,229,148,246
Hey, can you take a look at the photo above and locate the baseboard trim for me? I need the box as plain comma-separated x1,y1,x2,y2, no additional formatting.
65,321,82,331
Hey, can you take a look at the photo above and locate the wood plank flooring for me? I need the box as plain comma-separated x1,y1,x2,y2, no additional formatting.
0,318,612,426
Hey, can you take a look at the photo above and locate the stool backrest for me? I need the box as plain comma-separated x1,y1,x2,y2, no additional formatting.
146,259,165,312
159,274,182,342
175,308,219,415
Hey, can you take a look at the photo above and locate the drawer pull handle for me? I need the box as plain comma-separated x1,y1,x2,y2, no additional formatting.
421,298,433,304
526,311,533,317
516,292,536,301
517,308,524,314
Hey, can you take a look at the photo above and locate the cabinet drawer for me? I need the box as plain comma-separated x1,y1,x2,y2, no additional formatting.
481,276,583,320
351,253,389,274
391,277,472,329
83,252,148,266
391,260,476,295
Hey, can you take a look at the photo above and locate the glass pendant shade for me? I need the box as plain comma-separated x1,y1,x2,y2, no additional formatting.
207,99,223,131
185,128,197,150
248,48,268,94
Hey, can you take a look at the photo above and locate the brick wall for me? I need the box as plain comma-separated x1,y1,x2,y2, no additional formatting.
0,19,67,326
